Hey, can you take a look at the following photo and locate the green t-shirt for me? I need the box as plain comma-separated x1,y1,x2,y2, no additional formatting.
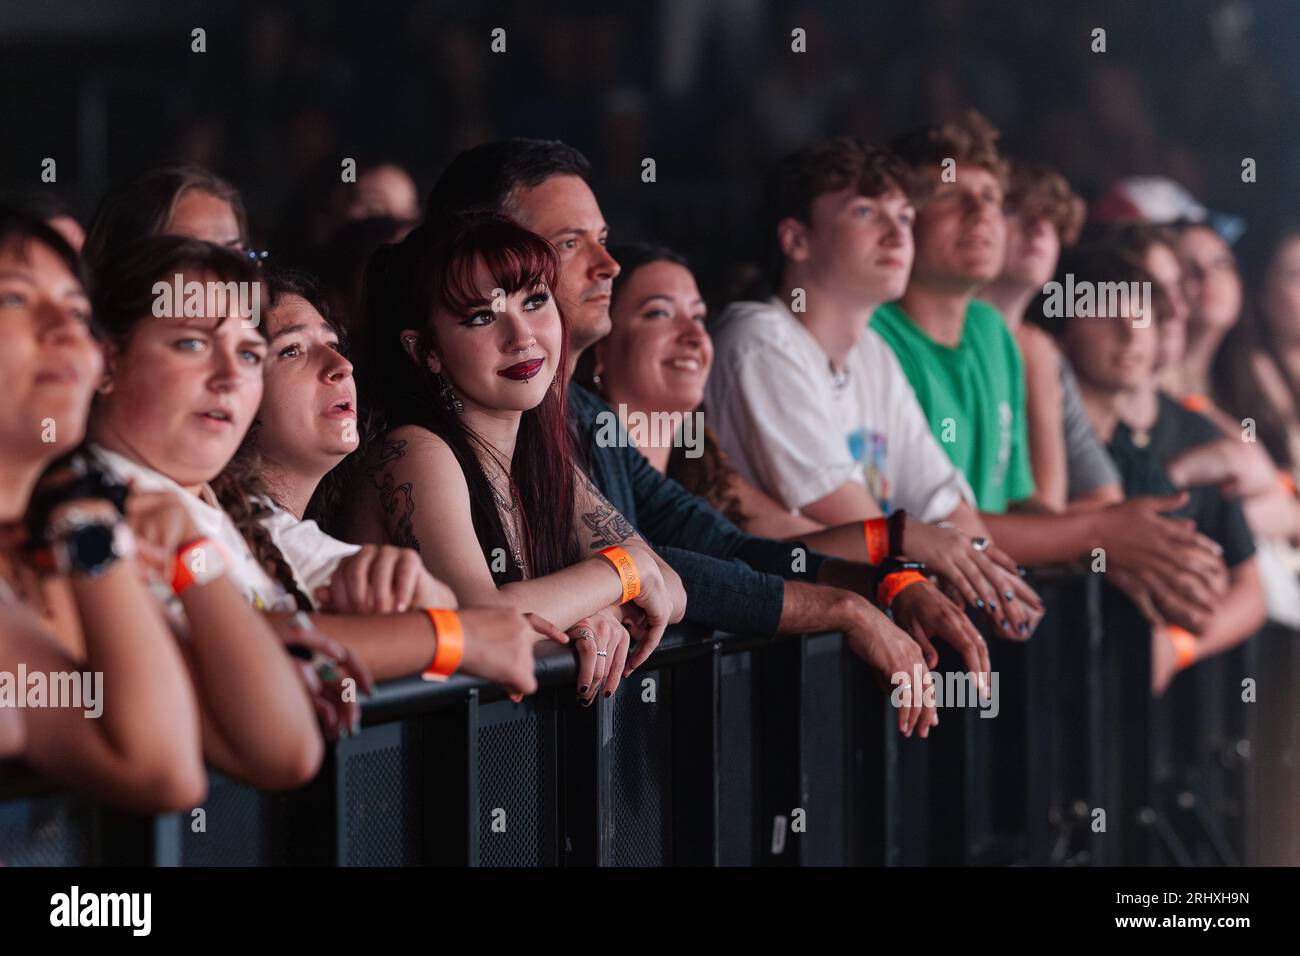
870,299,1034,513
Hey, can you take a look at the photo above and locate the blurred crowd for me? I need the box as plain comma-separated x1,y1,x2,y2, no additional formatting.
0,2,1295,841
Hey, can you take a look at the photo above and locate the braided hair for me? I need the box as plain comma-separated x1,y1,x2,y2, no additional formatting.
211,433,315,611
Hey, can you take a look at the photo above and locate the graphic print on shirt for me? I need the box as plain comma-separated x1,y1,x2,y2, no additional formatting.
847,428,892,513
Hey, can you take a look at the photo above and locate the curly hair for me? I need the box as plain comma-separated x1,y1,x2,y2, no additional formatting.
890,109,1009,201
1005,160,1086,247
211,438,314,611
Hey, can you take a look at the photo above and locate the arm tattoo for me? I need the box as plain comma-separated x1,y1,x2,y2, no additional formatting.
576,469,636,550
368,439,420,552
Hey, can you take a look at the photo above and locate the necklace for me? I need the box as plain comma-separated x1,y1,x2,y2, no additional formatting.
829,361,851,391
486,469,526,573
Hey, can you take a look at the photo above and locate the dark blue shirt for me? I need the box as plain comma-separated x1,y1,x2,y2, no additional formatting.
568,385,825,635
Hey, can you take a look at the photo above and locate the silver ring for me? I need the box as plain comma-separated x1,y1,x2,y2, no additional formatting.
572,632,594,643
936,521,955,530
971,537,989,552
596,650,608,657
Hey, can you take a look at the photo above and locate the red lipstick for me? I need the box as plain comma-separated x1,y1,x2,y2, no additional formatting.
498,358,544,381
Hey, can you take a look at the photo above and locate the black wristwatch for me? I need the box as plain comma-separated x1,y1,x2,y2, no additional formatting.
878,556,926,578
46,509,136,578
25,451,130,549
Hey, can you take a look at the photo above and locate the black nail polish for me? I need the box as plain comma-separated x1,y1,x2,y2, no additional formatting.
1001,618,1010,630
604,690,612,698
989,600,997,610
579,685,589,694
975,598,986,609
1004,589,1014,601
1019,623,1028,634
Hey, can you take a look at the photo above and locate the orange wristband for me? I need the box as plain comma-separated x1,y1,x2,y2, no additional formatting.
171,537,226,595
1181,393,1210,413
422,608,464,681
863,518,889,564
598,545,640,604
1166,625,1198,672
877,570,927,610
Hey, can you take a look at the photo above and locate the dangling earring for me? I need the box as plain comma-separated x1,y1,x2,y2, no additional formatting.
435,373,464,415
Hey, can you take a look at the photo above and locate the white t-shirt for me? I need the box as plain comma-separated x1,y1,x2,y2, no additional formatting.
705,298,973,522
90,445,359,624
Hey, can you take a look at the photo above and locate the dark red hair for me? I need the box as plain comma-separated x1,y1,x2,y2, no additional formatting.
361,210,578,580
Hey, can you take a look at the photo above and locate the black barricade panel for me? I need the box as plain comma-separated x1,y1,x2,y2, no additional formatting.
178,773,289,866
610,667,671,866
718,649,755,866
340,721,422,867
477,696,556,867
0,606,1291,868
0,794,95,866
799,634,846,866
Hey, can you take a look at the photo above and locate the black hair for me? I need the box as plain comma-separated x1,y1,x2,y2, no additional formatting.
424,138,592,220
90,234,261,344
257,264,375,536
759,136,913,291
3,190,80,225
0,205,88,287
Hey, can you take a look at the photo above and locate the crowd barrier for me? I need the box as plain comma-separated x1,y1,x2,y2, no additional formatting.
0,570,1295,867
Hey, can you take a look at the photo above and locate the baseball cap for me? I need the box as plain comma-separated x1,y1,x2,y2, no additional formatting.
1092,176,1247,244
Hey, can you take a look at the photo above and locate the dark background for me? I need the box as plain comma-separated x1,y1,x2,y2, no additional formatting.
3,0,1299,295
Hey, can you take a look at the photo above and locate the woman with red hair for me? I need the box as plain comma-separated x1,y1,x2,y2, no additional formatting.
351,211,686,704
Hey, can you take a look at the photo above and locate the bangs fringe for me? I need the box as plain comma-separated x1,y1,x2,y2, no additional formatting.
437,221,559,317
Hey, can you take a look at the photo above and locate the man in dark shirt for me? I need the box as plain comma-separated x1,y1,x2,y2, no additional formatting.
1109,395,1255,569
1052,241,1265,693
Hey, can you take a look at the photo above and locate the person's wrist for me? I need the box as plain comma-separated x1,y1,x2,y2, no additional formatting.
421,608,464,681
172,537,229,595
596,545,641,604
45,510,135,579
826,589,869,632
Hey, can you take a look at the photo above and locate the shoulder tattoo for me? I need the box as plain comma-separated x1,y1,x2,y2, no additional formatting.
368,439,420,552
